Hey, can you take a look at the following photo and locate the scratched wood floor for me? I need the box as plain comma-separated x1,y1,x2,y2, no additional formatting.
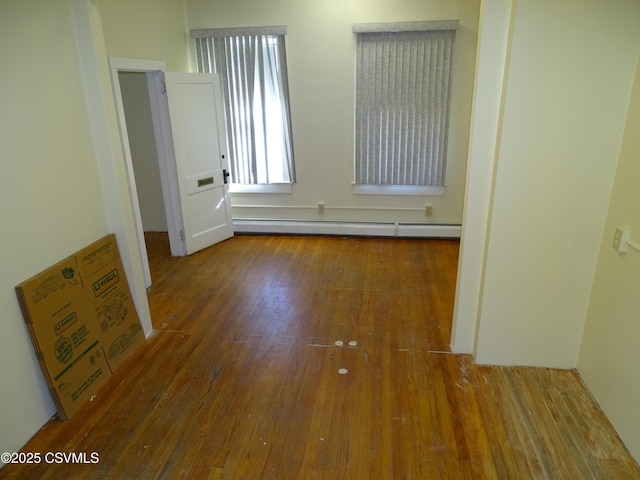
2,233,639,479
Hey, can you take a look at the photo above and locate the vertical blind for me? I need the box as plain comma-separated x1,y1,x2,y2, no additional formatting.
193,28,295,185
354,23,457,187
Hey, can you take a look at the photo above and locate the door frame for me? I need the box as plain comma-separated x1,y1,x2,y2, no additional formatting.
108,57,186,288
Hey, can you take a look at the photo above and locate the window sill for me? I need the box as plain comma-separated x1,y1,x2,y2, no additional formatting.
229,184,293,194
352,185,445,196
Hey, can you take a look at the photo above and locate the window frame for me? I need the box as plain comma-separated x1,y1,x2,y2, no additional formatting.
192,26,296,193
352,21,458,197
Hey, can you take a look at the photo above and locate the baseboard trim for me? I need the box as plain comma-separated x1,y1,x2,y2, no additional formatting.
232,220,461,238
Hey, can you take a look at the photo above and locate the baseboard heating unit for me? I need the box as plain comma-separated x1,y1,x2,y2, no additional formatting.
232,220,461,238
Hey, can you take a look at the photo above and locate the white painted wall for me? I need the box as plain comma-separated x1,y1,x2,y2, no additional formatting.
473,0,640,367
0,0,190,461
451,0,512,354
578,55,640,461
0,0,109,457
185,0,480,225
96,0,190,72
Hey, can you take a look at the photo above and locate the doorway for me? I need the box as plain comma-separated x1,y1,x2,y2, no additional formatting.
118,72,167,234
109,58,168,288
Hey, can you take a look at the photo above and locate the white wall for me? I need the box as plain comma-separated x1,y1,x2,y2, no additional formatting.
578,55,640,461
451,0,512,353
185,0,480,225
96,0,190,72
472,0,640,367
0,0,110,457
0,0,190,460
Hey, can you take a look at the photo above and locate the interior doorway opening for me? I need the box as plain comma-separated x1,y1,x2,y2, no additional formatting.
118,72,168,235
109,58,169,288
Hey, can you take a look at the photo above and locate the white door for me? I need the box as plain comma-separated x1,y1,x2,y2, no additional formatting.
162,72,234,255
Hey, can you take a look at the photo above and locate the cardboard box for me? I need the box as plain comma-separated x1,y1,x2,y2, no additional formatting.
74,234,145,372
15,234,145,419
15,256,112,419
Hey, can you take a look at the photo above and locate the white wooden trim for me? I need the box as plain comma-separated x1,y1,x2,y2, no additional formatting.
108,57,165,72
229,183,293,194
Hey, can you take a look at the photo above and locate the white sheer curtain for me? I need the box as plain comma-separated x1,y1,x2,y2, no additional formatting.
354,23,457,187
193,28,295,185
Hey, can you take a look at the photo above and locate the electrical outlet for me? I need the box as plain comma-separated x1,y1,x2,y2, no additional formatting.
424,205,433,217
613,227,631,253
318,202,325,214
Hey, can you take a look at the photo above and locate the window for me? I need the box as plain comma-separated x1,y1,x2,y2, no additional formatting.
353,21,458,195
192,27,295,188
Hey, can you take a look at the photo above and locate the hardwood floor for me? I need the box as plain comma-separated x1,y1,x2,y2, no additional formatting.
2,233,639,479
